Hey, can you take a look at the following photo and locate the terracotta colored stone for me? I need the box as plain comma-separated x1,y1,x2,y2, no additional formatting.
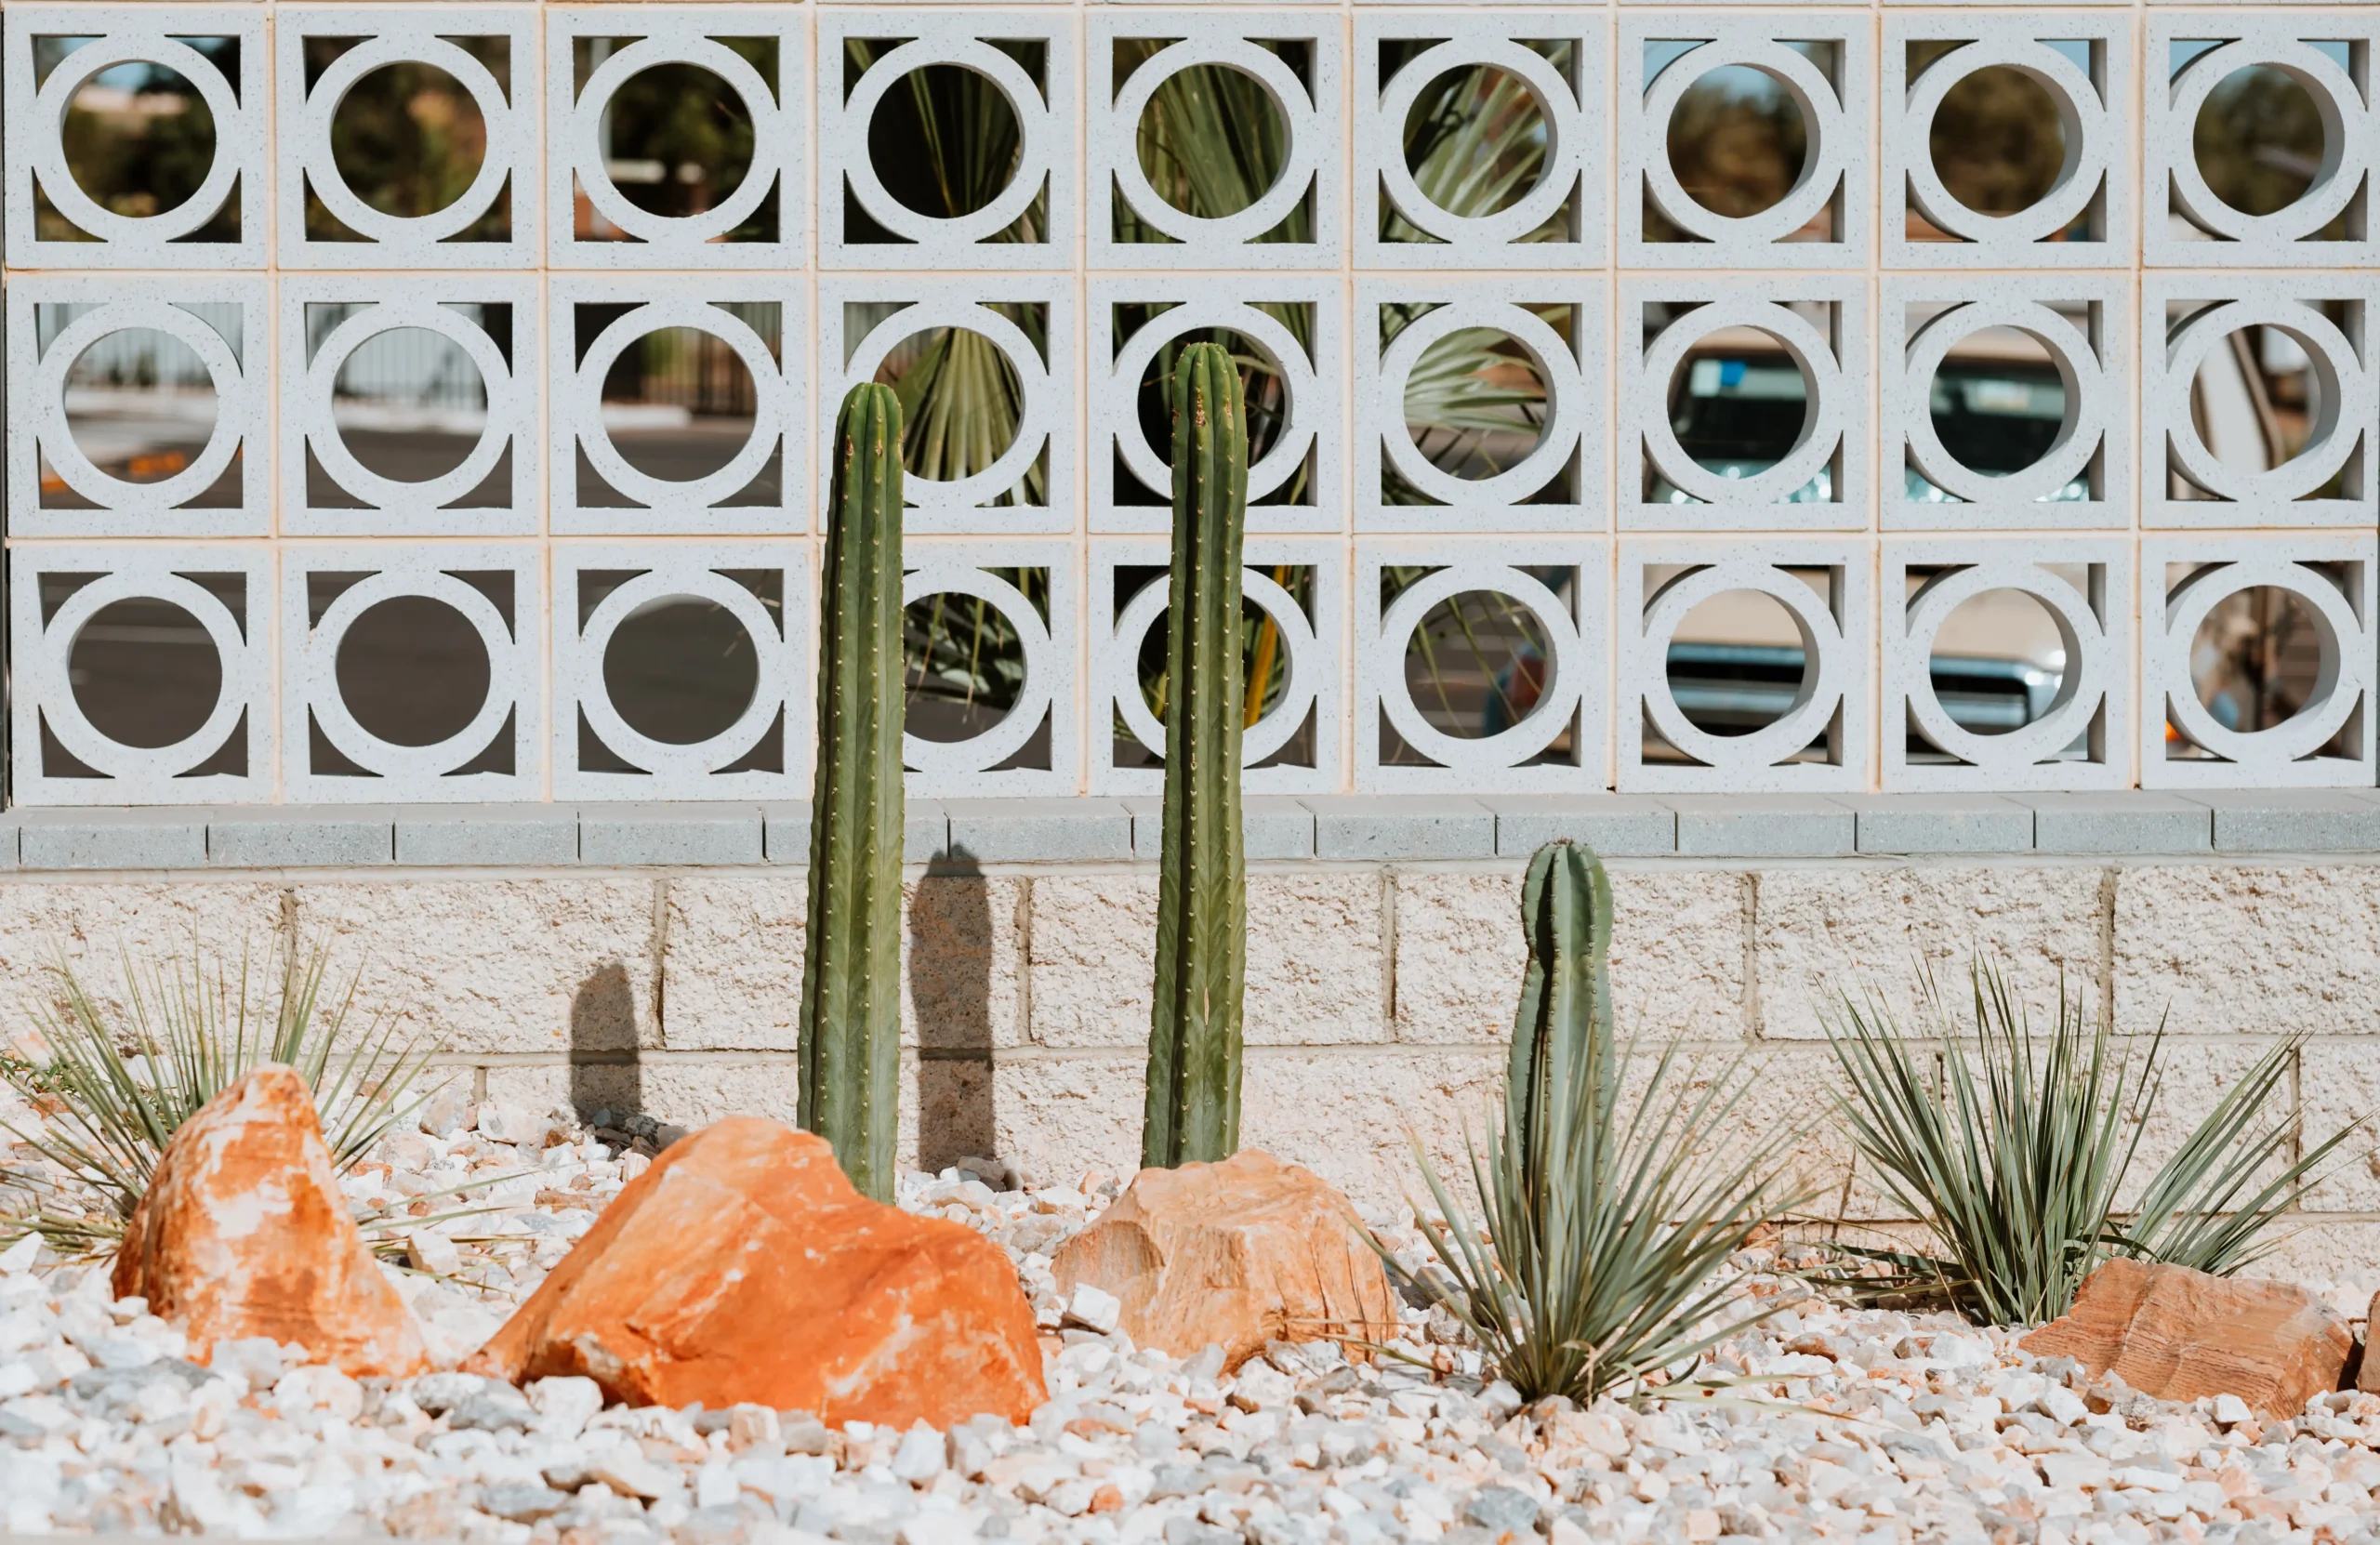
112,1065,428,1379
2020,1257,2350,1419
1050,1148,1398,1370
467,1117,1045,1424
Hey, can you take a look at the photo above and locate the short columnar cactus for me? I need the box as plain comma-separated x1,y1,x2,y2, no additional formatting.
799,382,907,1202
1507,839,1614,1189
1141,342,1250,1169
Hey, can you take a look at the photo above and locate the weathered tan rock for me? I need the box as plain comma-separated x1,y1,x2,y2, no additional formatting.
467,1117,1045,1424
2020,1257,2350,1418
112,1065,428,1378
1051,1148,1398,1369
2359,1289,2380,1395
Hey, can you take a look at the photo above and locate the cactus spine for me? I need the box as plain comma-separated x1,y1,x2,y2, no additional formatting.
1507,840,1615,1195
799,383,906,1202
1141,342,1249,1169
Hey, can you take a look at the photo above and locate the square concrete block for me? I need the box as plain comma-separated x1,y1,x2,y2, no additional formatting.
579,804,764,866
1238,1046,1507,1219
1309,796,1495,861
395,805,580,866
1487,795,1676,858
20,811,207,870
2027,793,2210,854
0,820,20,870
1672,796,1855,857
944,799,1132,864
207,812,396,868
0,879,284,1023
1122,795,1316,862
1844,794,2033,855
2191,790,2380,853
2114,865,2380,1039
764,800,949,865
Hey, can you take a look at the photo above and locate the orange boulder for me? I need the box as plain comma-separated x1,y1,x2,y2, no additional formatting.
113,1065,428,1379
1051,1149,1398,1370
467,1117,1045,1425
2021,1257,2351,1419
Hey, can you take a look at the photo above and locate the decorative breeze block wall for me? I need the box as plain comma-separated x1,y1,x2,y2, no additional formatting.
1,3,2373,806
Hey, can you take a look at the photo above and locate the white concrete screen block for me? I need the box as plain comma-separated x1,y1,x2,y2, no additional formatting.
1882,275,2130,531
2147,16,2378,268
1619,541,1872,793
823,278,1073,536
1621,279,1869,531
1089,15,1342,270
1355,15,1606,270
1884,16,2129,269
1621,18,1871,269
277,7,537,270
8,546,271,805
1091,277,1340,536
2141,537,2377,789
1090,539,1344,798
902,541,1078,800
1357,279,1606,535
2142,276,2377,529
819,12,1073,271
4,7,267,269
549,277,805,535
545,6,804,269
1882,541,2131,792
552,545,812,801
7,278,268,538
1355,541,1606,794
280,545,542,803
281,277,540,536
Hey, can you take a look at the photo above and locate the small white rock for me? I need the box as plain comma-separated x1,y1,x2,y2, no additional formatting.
1064,1284,1121,1335
403,1229,461,1276
2213,1393,2254,1427
0,1235,43,1276
891,1422,947,1483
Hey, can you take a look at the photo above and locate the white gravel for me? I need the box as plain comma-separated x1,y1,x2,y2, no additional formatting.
7,1098,2380,1544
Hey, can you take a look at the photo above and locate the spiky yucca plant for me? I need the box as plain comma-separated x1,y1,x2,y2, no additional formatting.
1823,961,2366,1326
1388,842,1811,1405
0,939,441,1257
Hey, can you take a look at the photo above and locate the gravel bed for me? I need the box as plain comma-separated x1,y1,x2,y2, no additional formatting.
6,1101,2380,1543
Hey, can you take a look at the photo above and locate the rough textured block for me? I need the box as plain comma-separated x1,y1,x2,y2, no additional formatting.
2237,1222,2380,1322
2299,1044,2380,1214
2029,793,2210,853
291,879,660,1057
1237,1048,1505,1220
1309,796,1495,861
1487,795,1675,858
1755,865,2103,1040
394,806,579,867
766,800,949,866
1673,796,1855,857
1845,795,2034,854
659,874,1025,1054
1390,868,1744,1044
1029,872,1384,1048
945,799,1132,864
1122,796,1316,862
579,805,764,866
0,881,284,1025
2114,865,2380,1039
20,812,208,870
2194,791,2380,854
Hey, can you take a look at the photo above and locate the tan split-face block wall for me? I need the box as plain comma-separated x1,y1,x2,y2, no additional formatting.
10,856,2379,1296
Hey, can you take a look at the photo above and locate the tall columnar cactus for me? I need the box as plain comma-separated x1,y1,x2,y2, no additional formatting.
1141,342,1250,1169
1506,840,1615,1192
799,382,906,1202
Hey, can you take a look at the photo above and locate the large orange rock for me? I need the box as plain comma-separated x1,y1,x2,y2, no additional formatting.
2020,1257,2350,1419
1051,1149,1398,1370
113,1065,428,1378
467,1117,1045,1424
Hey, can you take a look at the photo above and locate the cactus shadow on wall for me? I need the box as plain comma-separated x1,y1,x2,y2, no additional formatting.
912,841,997,1174
568,957,642,1126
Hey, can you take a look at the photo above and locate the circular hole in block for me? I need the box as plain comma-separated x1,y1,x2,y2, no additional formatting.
1925,64,2069,218
1401,63,1551,218
2186,584,2328,737
1127,325,1296,470
1665,587,1809,738
336,593,491,747
1663,63,1809,220
70,596,221,748
873,326,1025,482
599,324,759,484
331,325,490,484
2193,65,2328,218
1404,325,1551,482
602,595,758,745
866,63,1024,219
905,589,1029,743
60,59,219,224
1133,63,1289,218
600,62,757,219
1398,588,1558,742
2187,325,2329,481
1922,324,2070,485
63,326,218,482
1659,329,1820,494
1924,587,2068,741
326,59,490,219
1133,593,1295,726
